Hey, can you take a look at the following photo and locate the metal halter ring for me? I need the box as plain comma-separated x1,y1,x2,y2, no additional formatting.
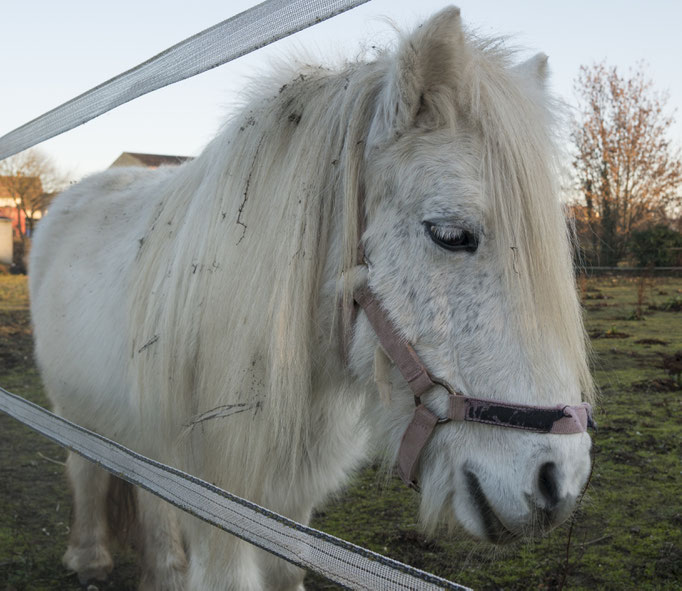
416,374,456,425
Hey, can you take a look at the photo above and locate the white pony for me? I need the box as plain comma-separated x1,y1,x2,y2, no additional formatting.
29,7,594,590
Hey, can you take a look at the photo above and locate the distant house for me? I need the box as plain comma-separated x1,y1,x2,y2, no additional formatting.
0,175,44,237
109,152,193,169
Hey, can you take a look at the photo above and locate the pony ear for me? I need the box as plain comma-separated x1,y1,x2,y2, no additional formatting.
513,52,549,89
370,6,466,144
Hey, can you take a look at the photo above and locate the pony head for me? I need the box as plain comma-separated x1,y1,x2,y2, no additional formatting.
346,7,593,542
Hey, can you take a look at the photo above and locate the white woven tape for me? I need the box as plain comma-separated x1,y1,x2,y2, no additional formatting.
0,387,470,590
0,0,371,161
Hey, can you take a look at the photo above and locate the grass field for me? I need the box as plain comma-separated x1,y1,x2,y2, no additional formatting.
1,274,680,590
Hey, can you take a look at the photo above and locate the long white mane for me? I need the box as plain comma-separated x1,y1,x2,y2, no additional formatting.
128,61,380,484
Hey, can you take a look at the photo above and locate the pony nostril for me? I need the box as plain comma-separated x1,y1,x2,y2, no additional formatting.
537,462,560,508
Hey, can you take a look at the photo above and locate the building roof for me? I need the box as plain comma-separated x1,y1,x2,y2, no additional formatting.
109,152,193,169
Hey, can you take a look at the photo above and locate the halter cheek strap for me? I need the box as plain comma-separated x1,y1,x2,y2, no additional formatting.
353,283,596,489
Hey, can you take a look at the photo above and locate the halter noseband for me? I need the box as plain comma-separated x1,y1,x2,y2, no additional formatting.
352,283,596,489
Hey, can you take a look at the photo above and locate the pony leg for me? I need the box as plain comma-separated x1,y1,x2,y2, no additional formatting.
185,529,263,591
62,452,114,584
260,551,306,591
136,489,188,591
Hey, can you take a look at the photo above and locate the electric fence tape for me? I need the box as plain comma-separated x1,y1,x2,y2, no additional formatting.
0,0,371,160
0,386,470,590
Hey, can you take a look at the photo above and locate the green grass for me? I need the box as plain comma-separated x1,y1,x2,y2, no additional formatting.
0,275,29,311
1,275,680,590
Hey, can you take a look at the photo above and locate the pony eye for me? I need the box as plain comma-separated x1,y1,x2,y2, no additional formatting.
424,222,478,253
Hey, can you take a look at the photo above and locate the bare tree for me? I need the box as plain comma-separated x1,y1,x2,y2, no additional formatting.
0,149,68,240
571,63,682,265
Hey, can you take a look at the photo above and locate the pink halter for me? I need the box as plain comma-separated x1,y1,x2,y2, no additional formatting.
352,283,596,489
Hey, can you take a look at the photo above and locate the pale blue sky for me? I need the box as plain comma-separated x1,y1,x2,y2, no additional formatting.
2,0,680,179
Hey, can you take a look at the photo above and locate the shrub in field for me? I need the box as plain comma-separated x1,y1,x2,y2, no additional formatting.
11,238,29,274
650,295,682,312
630,225,682,267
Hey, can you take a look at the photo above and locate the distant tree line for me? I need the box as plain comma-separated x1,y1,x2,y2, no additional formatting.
570,62,681,268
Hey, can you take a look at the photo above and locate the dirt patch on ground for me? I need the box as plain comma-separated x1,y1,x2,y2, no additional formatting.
660,351,682,371
585,292,611,300
634,338,668,346
584,302,609,311
649,297,682,312
631,377,681,392
589,329,631,339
